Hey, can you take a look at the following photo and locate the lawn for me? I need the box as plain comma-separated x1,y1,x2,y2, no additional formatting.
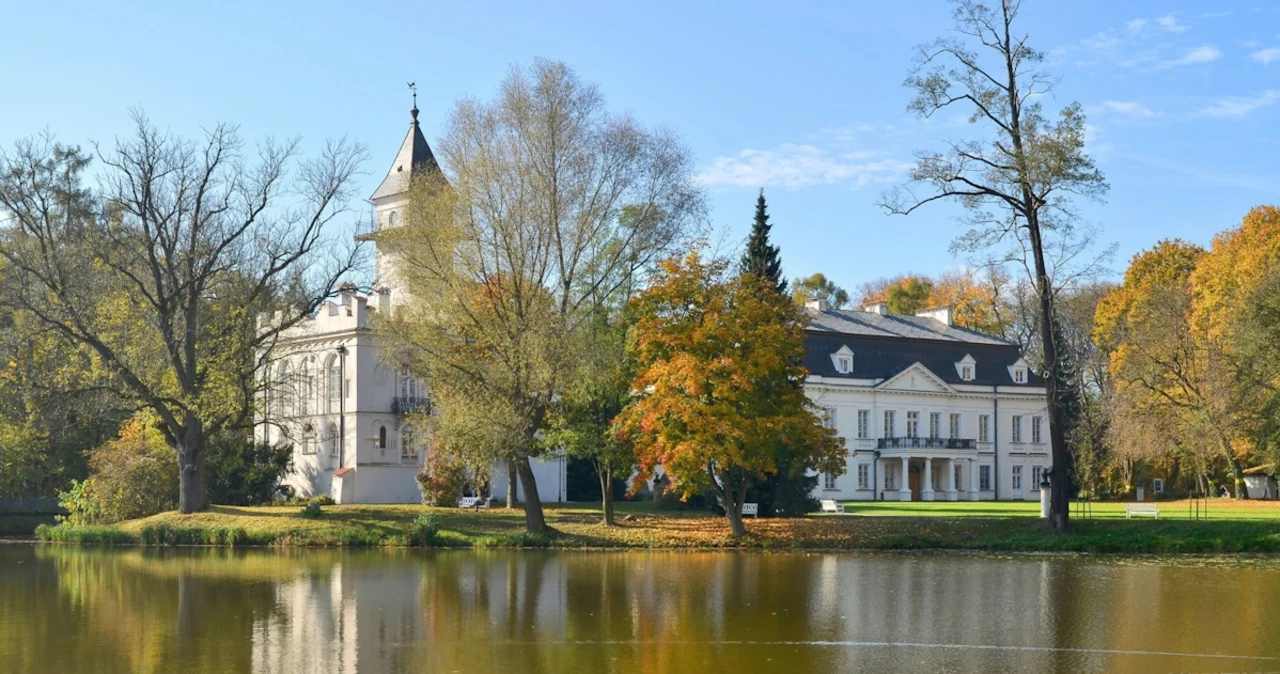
841,498,1280,520
31,498,1280,554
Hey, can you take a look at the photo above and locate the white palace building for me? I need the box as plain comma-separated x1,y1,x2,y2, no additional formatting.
258,105,1049,505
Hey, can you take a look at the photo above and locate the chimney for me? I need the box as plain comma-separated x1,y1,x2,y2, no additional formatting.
805,298,830,311
864,301,889,316
373,284,392,314
915,306,954,326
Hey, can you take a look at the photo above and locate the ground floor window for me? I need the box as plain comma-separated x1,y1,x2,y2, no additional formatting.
1012,465,1023,491
857,464,869,490
823,473,837,490
979,465,991,491
954,464,962,490
1032,465,1043,489
884,465,896,490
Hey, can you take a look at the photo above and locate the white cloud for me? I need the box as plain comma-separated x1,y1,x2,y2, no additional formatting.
1100,101,1159,118
1154,15,1188,33
1197,90,1280,118
1252,47,1280,64
1159,45,1221,68
698,144,912,191
1126,19,1147,34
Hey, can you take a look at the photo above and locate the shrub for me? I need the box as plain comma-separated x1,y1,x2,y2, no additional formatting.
299,501,323,519
406,514,440,546
205,434,293,505
58,413,178,524
415,449,471,506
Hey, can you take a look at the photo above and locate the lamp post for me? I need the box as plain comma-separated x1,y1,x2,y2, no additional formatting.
336,345,348,468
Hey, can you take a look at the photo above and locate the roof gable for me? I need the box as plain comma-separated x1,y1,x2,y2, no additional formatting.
876,362,955,394
371,113,440,201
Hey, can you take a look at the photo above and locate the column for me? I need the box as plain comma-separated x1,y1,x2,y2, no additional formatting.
898,455,912,502
921,457,935,501
967,459,979,501
945,458,958,501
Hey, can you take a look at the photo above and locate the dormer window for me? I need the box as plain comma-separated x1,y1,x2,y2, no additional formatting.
1013,368,1026,384
829,345,855,376
955,354,976,382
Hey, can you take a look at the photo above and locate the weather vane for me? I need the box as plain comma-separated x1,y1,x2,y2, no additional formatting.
407,81,417,109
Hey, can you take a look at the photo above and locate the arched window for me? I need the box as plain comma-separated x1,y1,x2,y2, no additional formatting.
388,211,399,226
278,361,293,417
299,363,312,416
401,427,418,459
326,423,340,456
378,425,387,449
326,355,341,414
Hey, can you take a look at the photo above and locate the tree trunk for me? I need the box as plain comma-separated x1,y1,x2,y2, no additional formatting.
176,419,207,514
1027,217,1071,533
599,464,615,527
515,456,549,534
506,462,518,508
1222,444,1248,499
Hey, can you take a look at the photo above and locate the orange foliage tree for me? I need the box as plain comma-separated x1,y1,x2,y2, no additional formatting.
616,252,846,537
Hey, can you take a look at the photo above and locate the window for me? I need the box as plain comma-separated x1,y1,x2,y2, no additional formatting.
884,465,896,490
397,368,420,399
1032,416,1043,444
402,427,418,459
388,210,399,226
326,357,342,413
299,369,312,416
978,415,990,443
883,410,895,438
1012,416,1024,443
857,464,869,490
929,412,940,439
824,473,837,490
979,465,991,491
1032,466,1044,489
906,411,919,438
1012,465,1023,491
954,464,962,490
857,410,869,439
377,425,387,449
961,364,974,381
949,413,961,439
837,356,852,374
823,407,837,430
325,424,340,456
1014,368,1026,384
278,362,293,417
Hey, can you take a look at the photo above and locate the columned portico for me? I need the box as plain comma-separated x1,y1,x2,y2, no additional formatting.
921,457,935,501
898,455,912,501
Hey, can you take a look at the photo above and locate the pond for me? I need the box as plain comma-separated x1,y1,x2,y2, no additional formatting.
1,545,1278,673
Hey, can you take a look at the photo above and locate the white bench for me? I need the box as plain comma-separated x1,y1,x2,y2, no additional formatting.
741,502,759,518
1126,503,1159,519
820,499,846,514
458,497,489,510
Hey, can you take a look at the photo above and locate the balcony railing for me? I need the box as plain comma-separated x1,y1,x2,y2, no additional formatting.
392,396,432,414
877,437,976,450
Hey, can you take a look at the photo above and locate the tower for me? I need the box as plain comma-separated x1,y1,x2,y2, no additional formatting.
369,89,441,305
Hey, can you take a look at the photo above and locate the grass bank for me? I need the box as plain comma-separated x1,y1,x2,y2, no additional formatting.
32,500,1280,554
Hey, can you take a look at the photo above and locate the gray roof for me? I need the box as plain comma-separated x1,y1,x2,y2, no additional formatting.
370,108,440,201
803,308,1013,346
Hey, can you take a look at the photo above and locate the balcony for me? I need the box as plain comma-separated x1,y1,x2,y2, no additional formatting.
877,437,976,450
392,396,432,414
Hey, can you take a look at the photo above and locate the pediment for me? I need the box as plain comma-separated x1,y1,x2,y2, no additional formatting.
876,362,955,393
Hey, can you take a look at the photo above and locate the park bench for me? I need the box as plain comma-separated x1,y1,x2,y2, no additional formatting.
458,496,490,511
1125,503,1159,519
819,499,846,514
741,502,759,518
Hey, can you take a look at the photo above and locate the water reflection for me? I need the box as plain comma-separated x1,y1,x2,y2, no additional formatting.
1,545,1277,673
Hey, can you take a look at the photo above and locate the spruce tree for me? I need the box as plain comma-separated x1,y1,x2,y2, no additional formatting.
741,190,787,295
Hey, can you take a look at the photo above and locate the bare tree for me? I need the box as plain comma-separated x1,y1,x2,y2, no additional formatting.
0,114,366,512
880,0,1108,532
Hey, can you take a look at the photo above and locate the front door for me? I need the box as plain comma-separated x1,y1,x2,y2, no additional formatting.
908,464,921,501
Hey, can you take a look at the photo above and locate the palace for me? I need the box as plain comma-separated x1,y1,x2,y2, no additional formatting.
259,105,1048,505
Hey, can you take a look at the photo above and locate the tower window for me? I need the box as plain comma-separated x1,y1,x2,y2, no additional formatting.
388,211,399,226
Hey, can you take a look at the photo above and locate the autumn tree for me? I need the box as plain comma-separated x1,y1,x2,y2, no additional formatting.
791,273,850,309
881,0,1109,531
0,119,365,512
616,252,845,537
377,60,703,534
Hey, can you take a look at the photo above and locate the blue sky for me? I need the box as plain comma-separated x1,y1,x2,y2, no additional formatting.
4,1,1278,295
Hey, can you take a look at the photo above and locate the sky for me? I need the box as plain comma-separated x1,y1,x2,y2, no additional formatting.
4,0,1279,297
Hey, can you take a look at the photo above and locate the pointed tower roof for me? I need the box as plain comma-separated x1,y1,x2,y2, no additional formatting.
370,99,439,201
